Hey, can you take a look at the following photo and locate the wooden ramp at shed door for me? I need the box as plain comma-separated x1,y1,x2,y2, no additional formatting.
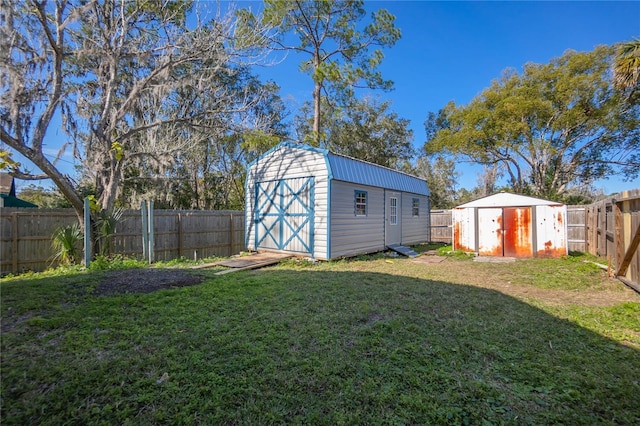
214,252,293,275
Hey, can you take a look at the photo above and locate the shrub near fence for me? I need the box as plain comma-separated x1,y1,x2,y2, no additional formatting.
1,209,78,274
0,208,245,275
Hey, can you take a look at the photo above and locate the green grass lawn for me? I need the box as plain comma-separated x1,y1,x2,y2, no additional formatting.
1,254,639,425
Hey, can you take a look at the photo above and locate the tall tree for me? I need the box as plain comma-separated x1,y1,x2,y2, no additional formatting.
295,96,414,168
424,45,640,199
1,0,91,221
1,0,279,224
238,0,400,144
115,68,287,210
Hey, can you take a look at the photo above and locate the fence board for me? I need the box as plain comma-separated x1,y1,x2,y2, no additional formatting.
1,208,244,275
566,206,586,252
582,190,640,289
430,210,452,243
0,208,77,273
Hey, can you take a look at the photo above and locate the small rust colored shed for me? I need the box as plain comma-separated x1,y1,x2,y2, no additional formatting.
453,192,567,258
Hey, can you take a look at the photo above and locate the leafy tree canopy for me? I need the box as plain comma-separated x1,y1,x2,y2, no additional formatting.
1,0,284,224
424,45,640,200
295,96,414,169
613,38,640,97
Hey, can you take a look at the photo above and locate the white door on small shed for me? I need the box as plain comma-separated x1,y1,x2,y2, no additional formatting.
253,177,314,255
478,207,503,256
385,191,401,245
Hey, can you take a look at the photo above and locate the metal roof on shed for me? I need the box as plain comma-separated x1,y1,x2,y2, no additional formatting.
327,152,429,196
456,192,563,208
247,142,430,196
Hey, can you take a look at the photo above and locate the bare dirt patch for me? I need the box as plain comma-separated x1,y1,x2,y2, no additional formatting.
95,268,205,296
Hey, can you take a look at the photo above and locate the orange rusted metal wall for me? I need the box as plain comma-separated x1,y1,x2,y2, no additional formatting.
452,208,474,252
503,207,533,257
453,209,476,252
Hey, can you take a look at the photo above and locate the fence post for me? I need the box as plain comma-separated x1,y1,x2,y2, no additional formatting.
84,198,91,267
141,201,148,261
178,212,183,259
230,213,234,256
11,212,18,274
614,201,623,271
148,201,154,263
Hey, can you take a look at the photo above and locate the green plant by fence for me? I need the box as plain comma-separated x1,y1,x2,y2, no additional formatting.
0,208,244,275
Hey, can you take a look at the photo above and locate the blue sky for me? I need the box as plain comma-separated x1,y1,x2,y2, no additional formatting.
8,0,640,195
252,0,640,193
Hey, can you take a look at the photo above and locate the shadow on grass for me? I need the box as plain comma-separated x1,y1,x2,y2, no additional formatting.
1,269,639,425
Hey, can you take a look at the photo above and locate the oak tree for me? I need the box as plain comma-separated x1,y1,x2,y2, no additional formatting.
295,96,414,168
1,0,281,223
424,45,640,199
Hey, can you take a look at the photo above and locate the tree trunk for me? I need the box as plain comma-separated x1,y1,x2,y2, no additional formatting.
313,80,322,145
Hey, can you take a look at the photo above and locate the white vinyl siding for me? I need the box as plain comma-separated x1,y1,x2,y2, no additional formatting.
401,193,430,245
330,181,385,258
246,145,329,259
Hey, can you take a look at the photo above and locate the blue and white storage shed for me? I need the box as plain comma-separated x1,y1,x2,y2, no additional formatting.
245,142,431,260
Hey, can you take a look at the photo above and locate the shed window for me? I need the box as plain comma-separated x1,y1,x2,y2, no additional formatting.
355,190,367,216
412,198,419,217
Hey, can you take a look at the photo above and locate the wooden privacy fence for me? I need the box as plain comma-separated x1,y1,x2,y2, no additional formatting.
566,205,587,252
0,208,244,275
584,190,640,290
429,210,452,243
3,199,638,288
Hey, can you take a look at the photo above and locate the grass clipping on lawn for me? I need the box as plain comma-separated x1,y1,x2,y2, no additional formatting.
1,254,639,425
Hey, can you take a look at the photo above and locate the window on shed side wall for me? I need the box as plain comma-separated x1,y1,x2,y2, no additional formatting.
355,190,367,216
412,198,419,217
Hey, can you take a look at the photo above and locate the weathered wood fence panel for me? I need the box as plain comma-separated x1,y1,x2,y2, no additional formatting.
583,190,640,289
0,208,244,275
0,209,78,274
429,210,452,243
566,205,586,252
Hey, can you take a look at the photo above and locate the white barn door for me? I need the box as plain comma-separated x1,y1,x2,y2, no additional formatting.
254,177,314,255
